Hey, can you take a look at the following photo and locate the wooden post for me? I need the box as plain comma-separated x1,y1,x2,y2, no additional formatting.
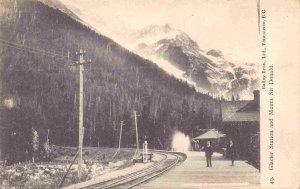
78,49,84,179
134,110,139,155
118,121,124,150
112,121,124,159
74,49,91,179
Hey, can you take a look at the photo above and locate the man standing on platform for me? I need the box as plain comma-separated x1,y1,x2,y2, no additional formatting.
227,140,236,166
204,141,213,167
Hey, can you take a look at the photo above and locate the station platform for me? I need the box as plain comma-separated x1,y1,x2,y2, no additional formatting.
135,151,260,189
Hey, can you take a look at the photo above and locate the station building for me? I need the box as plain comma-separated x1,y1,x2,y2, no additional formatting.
220,90,260,162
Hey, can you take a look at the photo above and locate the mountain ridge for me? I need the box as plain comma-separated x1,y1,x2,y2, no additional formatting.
0,0,221,163
132,24,259,100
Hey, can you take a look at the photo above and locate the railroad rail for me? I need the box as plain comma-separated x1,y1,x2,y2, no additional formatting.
80,151,186,189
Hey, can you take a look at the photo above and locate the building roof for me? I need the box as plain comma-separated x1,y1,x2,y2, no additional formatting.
221,100,259,122
193,129,226,140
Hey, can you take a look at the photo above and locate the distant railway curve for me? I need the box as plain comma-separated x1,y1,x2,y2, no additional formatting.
79,151,186,189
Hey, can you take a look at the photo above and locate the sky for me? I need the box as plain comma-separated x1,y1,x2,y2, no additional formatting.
60,0,260,63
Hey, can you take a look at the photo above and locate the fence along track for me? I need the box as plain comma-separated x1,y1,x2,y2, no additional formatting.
80,151,186,189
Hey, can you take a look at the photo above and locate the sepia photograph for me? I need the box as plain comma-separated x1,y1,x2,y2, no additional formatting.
0,0,298,188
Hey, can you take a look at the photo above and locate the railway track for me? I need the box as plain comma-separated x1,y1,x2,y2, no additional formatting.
80,151,186,189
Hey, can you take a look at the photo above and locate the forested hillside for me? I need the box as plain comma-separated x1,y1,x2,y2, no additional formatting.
0,0,221,163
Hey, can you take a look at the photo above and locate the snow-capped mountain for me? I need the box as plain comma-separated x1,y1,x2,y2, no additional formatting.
131,24,259,100
41,0,259,100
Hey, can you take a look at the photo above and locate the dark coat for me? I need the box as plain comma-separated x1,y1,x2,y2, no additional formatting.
227,145,236,159
204,146,213,157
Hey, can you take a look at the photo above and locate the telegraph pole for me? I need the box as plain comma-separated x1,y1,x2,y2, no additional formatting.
78,50,83,179
75,49,91,179
112,121,124,159
118,121,124,150
134,110,139,155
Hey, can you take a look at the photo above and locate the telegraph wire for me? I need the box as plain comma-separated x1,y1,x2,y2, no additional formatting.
0,38,92,72
0,38,77,63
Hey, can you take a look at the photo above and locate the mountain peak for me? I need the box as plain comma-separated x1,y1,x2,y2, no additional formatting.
133,25,258,99
137,24,198,50
164,24,171,31
206,49,224,58
139,24,175,37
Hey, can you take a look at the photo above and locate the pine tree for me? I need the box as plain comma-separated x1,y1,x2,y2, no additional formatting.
231,95,235,101
32,128,39,162
44,129,51,156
